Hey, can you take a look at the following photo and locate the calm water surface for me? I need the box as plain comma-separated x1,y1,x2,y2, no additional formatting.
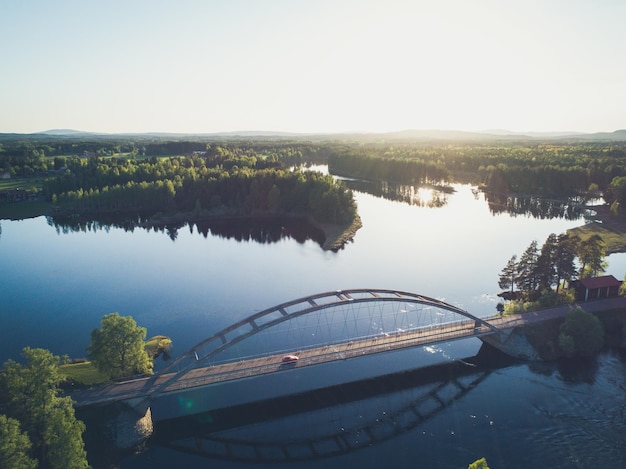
120,347,626,469
1,181,625,467
3,183,619,363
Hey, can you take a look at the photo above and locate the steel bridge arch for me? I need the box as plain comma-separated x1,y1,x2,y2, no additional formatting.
150,289,500,399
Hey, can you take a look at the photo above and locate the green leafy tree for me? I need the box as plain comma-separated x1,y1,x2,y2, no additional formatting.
604,176,626,205
586,182,600,200
558,307,604,357
1,348,63,440
87,313,153,379
0,415,37,469
0,348,89,469
44,399,88,469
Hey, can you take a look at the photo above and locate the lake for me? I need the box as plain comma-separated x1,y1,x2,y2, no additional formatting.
1,177,626,467
119,347,626,469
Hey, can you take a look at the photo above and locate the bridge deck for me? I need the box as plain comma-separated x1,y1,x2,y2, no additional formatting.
71,318,488,407
69,297,626,408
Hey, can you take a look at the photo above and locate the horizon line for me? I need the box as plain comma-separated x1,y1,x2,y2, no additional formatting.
5,127,626,137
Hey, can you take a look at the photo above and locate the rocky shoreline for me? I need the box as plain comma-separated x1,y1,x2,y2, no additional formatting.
317,214,363,251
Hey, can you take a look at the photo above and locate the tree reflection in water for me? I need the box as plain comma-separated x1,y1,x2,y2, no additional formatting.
48,213,326,246
154,346,508,464
344,180,452,208
484,192,591,220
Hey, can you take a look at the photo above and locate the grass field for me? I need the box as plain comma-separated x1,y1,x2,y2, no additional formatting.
0,176,52,219
58,335,172,387
567,204,626,255
0,176,49,192
59,361,109,386
568,222,626,255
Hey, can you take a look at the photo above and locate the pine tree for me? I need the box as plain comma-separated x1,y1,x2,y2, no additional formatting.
498,255,518,292
517,240,539,295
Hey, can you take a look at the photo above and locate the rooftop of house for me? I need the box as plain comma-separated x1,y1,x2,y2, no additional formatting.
576,275,622,289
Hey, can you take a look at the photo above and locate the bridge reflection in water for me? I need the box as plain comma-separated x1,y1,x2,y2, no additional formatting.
154,345,512,464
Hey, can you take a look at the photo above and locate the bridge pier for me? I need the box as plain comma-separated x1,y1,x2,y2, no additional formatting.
78,400,154,450
112,403,153,450
480,329,541,360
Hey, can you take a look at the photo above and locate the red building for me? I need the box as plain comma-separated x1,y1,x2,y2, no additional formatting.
570,275,623,301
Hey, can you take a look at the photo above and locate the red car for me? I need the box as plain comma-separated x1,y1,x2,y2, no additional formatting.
281,354,299,363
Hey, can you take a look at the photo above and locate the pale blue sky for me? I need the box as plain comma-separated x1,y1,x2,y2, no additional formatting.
1,0,624,134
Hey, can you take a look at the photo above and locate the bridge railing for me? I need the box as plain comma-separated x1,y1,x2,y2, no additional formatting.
147,289,501,400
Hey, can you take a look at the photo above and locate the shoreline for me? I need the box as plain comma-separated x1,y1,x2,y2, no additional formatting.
316,214,363,251
143,209,363,251
1,201,364,251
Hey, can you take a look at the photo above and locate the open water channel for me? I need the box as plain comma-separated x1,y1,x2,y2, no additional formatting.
1,173,626,467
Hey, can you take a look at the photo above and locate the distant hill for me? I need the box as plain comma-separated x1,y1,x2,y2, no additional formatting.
376,128,626,142
482,129,585,138
36,129,95,136
578,129,626,141
1,128,625,143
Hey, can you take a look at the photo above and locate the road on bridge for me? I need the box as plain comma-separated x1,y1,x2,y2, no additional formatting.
68,296,626,408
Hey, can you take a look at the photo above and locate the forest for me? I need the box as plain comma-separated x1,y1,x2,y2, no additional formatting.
325,141,626,197
42,154,357,227
3,135,626,228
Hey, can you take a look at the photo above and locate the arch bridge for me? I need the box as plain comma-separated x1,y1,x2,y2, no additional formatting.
147,289,501,401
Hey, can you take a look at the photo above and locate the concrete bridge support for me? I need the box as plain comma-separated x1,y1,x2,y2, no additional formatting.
480,328,541,361
80,399,154,450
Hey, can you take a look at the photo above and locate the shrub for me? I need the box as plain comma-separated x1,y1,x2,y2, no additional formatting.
558,307,604,357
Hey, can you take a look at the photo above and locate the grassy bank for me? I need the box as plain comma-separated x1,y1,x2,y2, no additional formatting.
568,204,626,254
59,361,109,386
59,335,172,387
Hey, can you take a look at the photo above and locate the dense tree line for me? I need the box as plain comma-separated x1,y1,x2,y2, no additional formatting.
44,155,357,226
326,141,626,197
498,233,606,302
4,135,626,198
0,147,49,176
328,151,449,185
0,137,332,176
